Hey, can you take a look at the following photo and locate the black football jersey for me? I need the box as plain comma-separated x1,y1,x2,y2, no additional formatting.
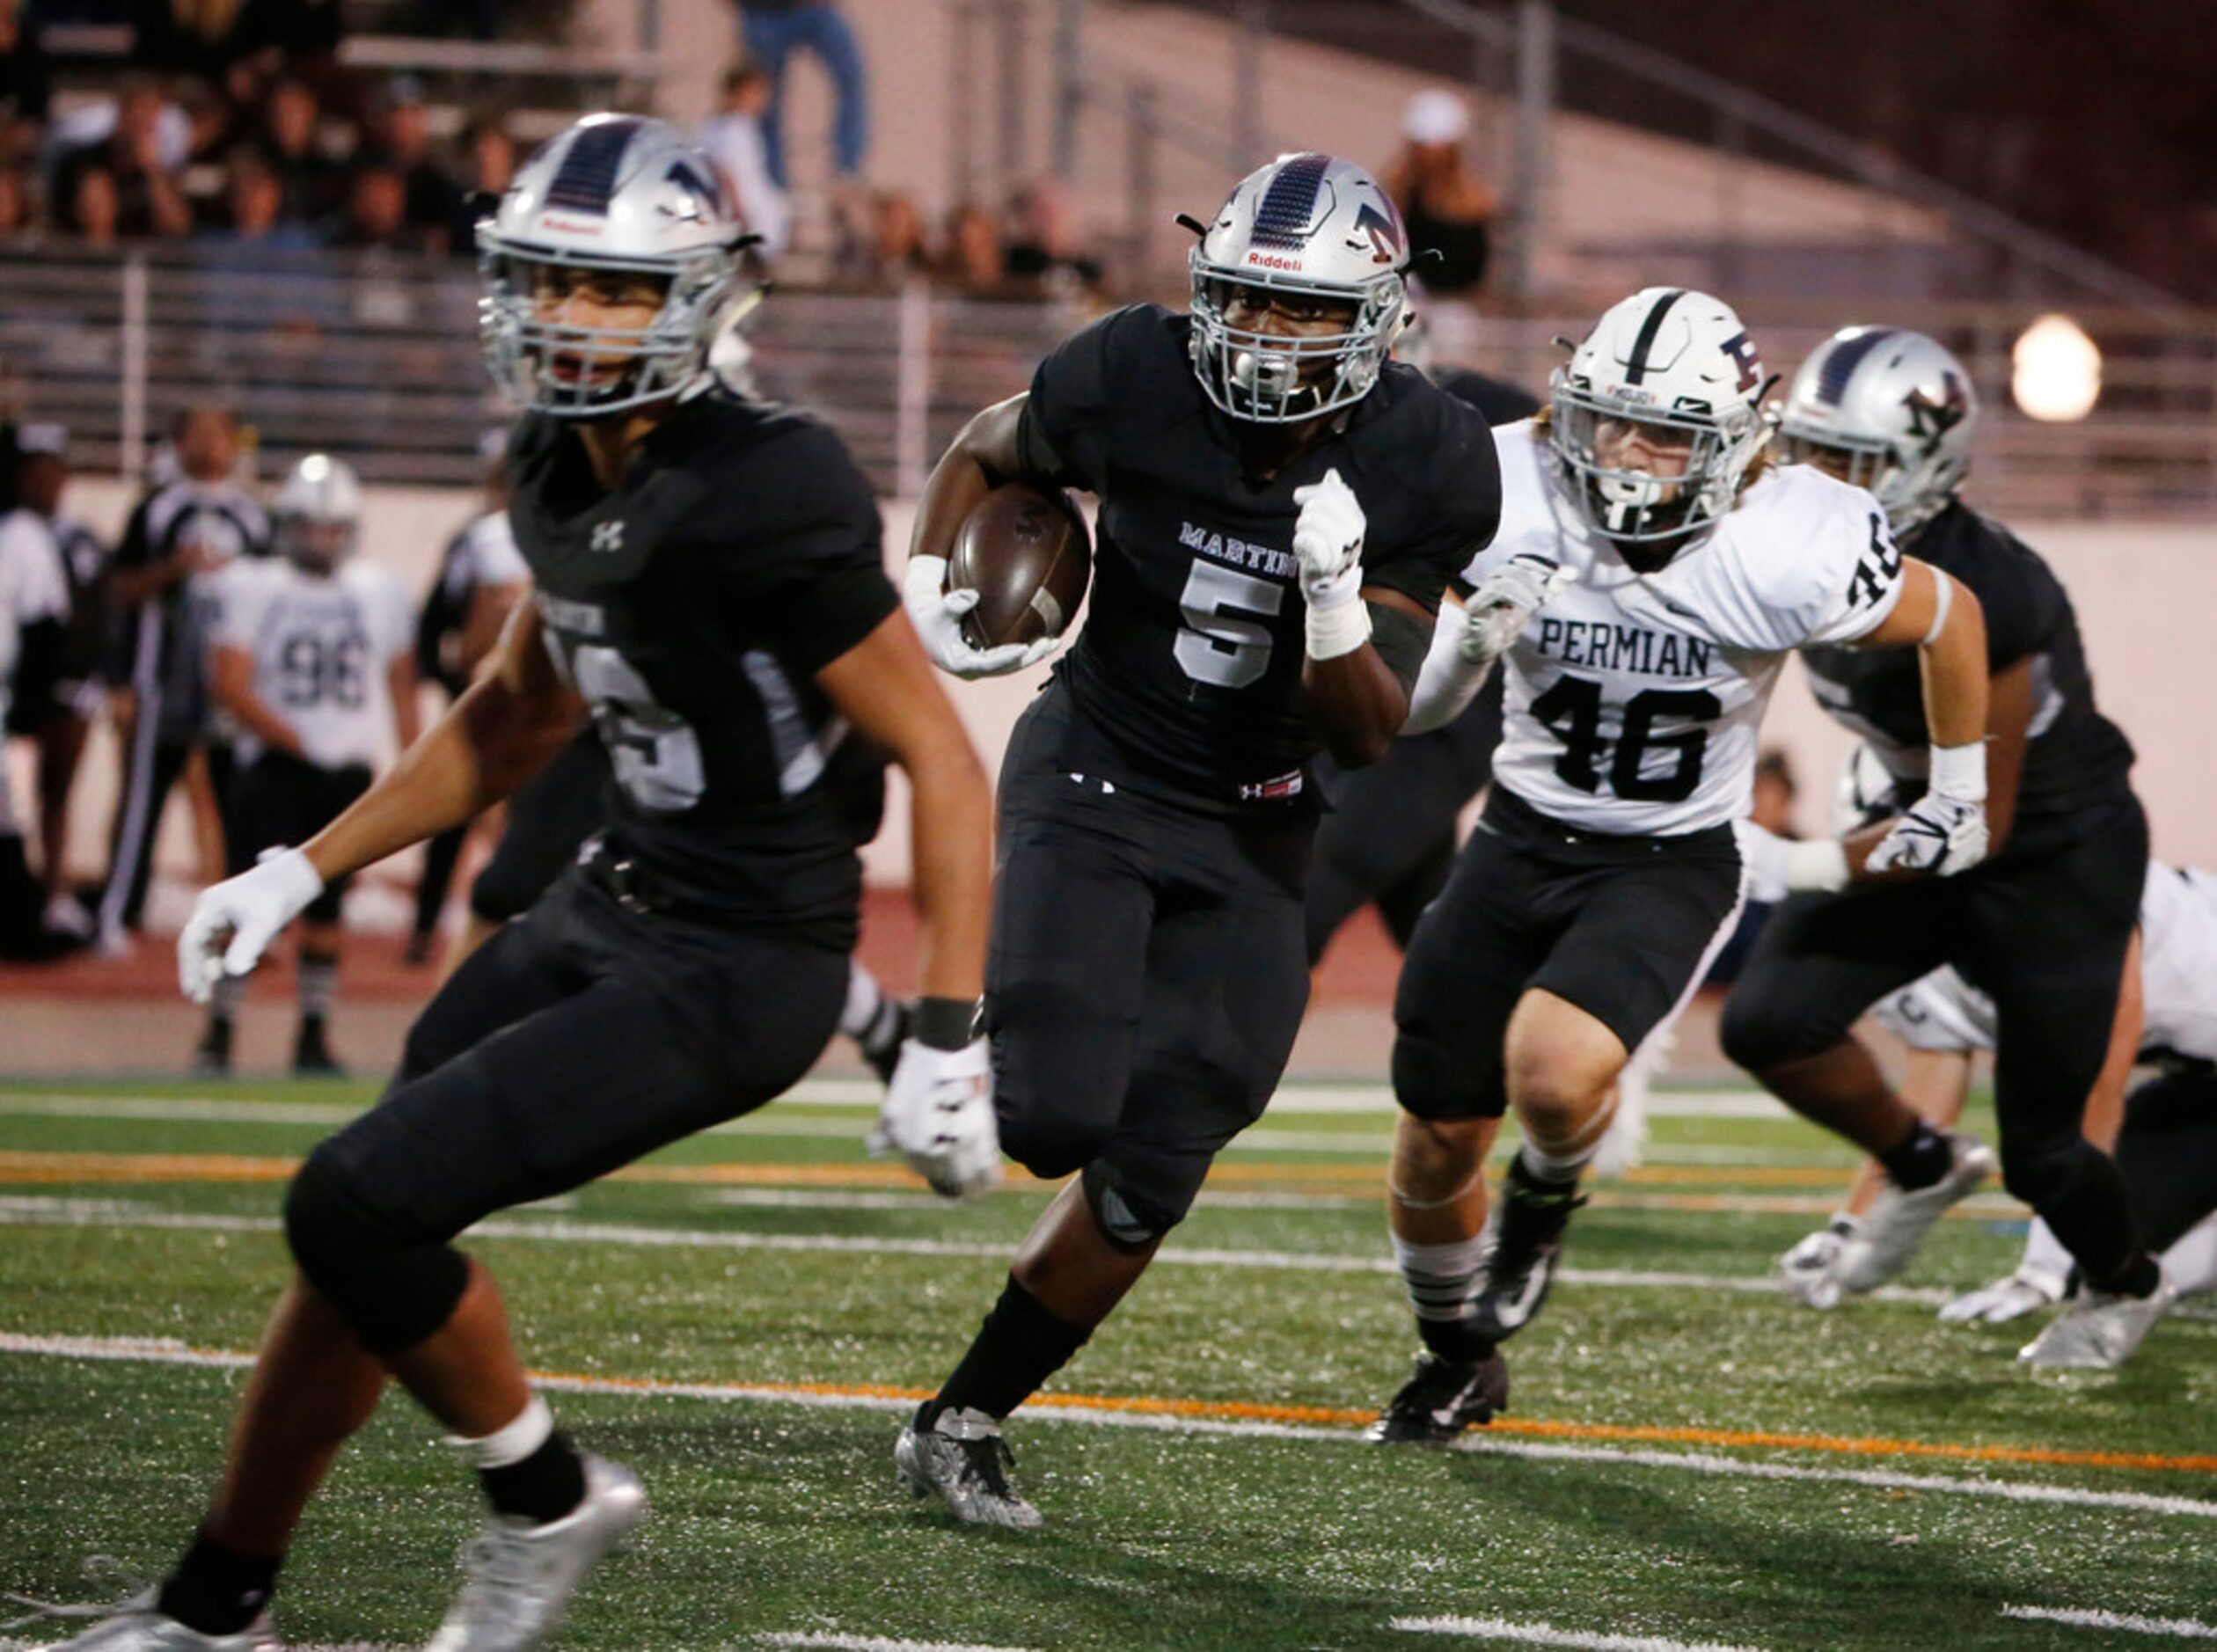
1015,303,1500,811
507,389,898,942
1433,367,1541,429
1802,501,2134,856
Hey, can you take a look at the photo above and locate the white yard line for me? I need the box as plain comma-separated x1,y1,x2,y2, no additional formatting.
1393,1617,1765,1651
2001,1605,2217,1639
757,1634,1040,1652
0,1197,1961,1304
1,1332,2212,1524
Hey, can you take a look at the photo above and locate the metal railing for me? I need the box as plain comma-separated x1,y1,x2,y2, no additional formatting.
2,246,2209,517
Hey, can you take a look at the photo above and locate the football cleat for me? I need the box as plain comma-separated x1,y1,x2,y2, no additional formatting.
1938,1263,2069,1327
1778,1215,1859,1310
1467,1160,1585,1342
424,1453,647,1652
1365,1349,1511,1444
8,1589,278,1649
2019,1274,2178,1371
894,1407,1042,1531
191,1018,233,1078
1833,1134,1994,1294
290,1018,343,1078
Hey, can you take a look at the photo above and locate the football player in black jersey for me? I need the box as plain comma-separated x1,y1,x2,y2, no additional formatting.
1724,326,2168,1368
889,153,1501,1527
1303,325,1538,966
40,117,998,1652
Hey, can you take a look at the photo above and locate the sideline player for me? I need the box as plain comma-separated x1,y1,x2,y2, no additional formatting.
894,153,1500,1525
196,455,419,1076
1777,806,2217,1357
1367,289,1994,1443
407,428,525,965
40,115,997,1651
1723,328,2163,1370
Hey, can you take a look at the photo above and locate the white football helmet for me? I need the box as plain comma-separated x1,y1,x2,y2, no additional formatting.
478,113,751,418
1779,326,1978,537
1549,287,1769,554
1188,151,1410,423
274,452,361,571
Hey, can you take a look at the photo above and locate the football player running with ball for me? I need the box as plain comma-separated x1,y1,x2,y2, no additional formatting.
1725,328,2165,1369
895,153,1500,1527
1369,289,1993,1444
37,116,996,1651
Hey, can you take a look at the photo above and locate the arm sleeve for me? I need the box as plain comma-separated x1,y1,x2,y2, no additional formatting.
1362,396,1504,614
1799,497,1908,647
1013,307,1140,494
1971,536,2065,672
722,426,902,679
468,513,530,587
209,562,264,650
1716,480,1906,653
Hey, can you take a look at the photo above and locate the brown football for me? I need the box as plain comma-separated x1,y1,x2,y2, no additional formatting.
948,482,1092,650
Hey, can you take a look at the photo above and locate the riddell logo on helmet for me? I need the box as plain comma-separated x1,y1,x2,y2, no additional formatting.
1244,252,1305,271
541,216,605,236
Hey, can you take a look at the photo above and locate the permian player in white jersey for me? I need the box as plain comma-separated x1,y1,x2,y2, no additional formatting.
1366,287,1994,1442
1780,827,2217,1351
199,455,420,1075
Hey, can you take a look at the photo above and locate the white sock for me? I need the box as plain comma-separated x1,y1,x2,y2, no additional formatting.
1518,1137,1596,1184
446,1393,554,1468
2159,1214,2217,1297
2021,1216,2074,1285
839,961,886,1040
1392,1233,1488,1325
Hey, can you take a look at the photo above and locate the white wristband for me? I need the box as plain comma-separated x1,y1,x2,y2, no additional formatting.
1306,596,1372,662
1928,741,1987,802
1784,838,1851,893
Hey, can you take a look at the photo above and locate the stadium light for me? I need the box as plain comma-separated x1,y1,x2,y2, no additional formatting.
2011,313,2102,422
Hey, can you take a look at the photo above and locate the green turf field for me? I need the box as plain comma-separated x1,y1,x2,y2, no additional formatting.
1,1076,2213,1651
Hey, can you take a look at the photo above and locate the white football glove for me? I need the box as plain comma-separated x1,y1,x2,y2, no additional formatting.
1733,819,1794,905
1462,552,1577,664
1867,791,1989,877
903,554,1058,680
1779,1216,1858,1311
1291,467,1365,612
875,1034,1002,1199
1937,1264,2068,1326
177,847,325,1004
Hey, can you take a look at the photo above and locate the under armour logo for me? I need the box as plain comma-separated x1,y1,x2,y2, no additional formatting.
590,520,625,553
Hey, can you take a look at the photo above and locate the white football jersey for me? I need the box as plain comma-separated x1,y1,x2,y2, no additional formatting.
457,508,527,591
1874,861,2217,1068
213,558,414,768
0,507,70,723
1473,425,1906,836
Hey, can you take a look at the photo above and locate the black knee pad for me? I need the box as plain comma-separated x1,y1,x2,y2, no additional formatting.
994,1079,1116,1181
1390,1025,1505,1123
284,1146,471,1355
1080,1158,1189,1251
1716,982,1831,1074
1996,1131,2092,1211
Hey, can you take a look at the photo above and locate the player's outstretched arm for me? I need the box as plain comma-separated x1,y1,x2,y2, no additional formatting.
179,599,583,1001
816,610,1000,1196
904,394,1059,679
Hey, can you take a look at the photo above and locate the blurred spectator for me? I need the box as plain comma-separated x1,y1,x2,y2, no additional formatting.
411,0,501,40
0,0,52,166
1002,178,1101,296
448,112,515,252
200,146,317,248
55,85,194,241
0,163,30,237
699,62,787,257
852,187,926,284
128,0,340,115
1382,89,1498,297
736,1,868,187
940,201,1005,292
333,162,431,252
365,76,460,255
252,76,344,224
